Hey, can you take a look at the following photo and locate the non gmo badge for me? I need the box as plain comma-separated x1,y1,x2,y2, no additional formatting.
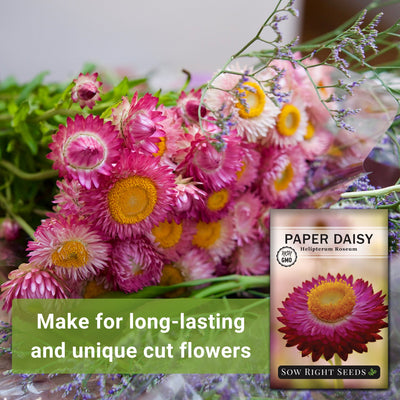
276,246,297,267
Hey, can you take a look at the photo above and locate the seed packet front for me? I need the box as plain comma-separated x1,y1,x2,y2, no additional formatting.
270,209,388,390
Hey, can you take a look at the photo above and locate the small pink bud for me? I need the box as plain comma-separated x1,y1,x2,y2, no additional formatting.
71,72,102,109
0,218,19,241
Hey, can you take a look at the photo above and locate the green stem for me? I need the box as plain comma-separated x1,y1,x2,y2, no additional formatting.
33,108,76,122
0,160,58,181
0,194,35,239
333,353,344,389
341,184,400,198
190,275,269,298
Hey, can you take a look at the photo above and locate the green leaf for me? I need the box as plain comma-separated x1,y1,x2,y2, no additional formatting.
55,82,75,109
158,91,179,107
17,71,49,104
81,63,97,74
0,76,18,91
15,122,38,154
12,101,31,127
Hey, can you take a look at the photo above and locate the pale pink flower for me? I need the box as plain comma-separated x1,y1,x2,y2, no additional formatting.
228,240,269,275
27,215,110,281
259,146,308,208
231,192,262,246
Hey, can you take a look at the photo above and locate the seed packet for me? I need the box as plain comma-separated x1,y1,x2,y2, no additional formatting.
270,209,388,389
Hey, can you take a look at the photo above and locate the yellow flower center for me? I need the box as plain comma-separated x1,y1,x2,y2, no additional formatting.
236,161,246,180
304,121,315,140
274,162,294,191
236,81,266,119
160,264,185,286
207,189,229,212
107,176,157,224
153,137,167,157
160,264,186,298
152,219,183,248
83,281,109,298
277,104,301,136
192,221,221,248
51,240,89,269
307,279,356,323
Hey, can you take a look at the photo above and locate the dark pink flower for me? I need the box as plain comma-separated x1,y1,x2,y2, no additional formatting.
71,72,102,109
1,263,68,312
278,273,388,362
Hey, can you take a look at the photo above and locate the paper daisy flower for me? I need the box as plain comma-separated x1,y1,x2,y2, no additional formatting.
162,247,215,284
53,179,83,214
234,144,260,191
27,215,110,281
151,218,194,261
191,217,235,261
112,93,165,155
48,114,122,189
278,273,388,362
176,88,207,125
231,192,262,246
81,150,176,239
172,175,206,219
228,240,269,275
264,97,308,148
71,72,102,109
0,218,20,241
299,120,333,160
205,65,280,142
259,146,308,208
109,237,164,293
197,187,234,222
0,263,68,312
179,136,243,191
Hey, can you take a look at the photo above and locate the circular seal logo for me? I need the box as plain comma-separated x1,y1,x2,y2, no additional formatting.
276,246,297,267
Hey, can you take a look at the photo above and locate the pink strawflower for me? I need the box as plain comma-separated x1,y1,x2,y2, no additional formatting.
71,72,102,109
53,179,83,214
0,263,68,312
300,60,336,125
191,216,235,262
172,175,206,220
27,215,110,281
81,150,176,239
263,96,308,148
155,104,186,167
112,93,165,155
176,89,207,125
48,114,122,189
109,237,164,293
198,186,234,222
278,273,388,361
205,64,280,142
228,240,269,275
0,218,19,241
259,146,308,208
174,248,215,281
150,218,195,262
179,136,243,191
299,120,333,160
231,192,262,246
234,144,261,191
